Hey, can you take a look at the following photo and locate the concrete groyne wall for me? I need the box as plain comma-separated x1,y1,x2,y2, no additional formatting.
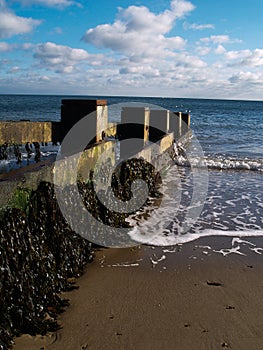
0,100,191,349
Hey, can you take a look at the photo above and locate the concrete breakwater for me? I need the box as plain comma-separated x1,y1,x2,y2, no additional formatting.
0,100,191,349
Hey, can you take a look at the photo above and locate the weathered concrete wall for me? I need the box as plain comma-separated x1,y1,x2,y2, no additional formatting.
0,131,178,207
0,140,116,206
132,133,174,167
0,121,52,144
55,140,116,187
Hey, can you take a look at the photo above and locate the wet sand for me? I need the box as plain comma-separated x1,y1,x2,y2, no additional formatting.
13,237,263,350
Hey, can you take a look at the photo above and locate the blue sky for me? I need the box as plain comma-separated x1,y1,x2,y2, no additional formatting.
0,0,263,99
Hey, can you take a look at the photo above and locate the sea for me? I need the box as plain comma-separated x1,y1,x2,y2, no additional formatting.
0,94,263,255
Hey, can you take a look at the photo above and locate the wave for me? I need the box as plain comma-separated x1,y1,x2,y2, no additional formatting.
128,227,263,247
174,143,263,172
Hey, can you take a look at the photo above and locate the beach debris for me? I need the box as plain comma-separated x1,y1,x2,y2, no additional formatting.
163,247,177,253
250,247,263,255
107,262,140,267
25,142,32,160
33,141,41,162
98,255,105,267
150,254,166,268
232,238,255,246
225,305,235,310
13,144,22,164
0,142,8,160
213,245,245,257
206,281,223,287
189,255,197,260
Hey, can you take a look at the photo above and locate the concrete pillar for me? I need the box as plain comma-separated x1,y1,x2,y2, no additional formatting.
118,107,149,159
149,109,169,142
60,99,108,143
181,112,191,135
169,111,182,140
51,122,62,144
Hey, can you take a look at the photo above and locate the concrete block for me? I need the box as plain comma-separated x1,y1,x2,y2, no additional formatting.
181,112,191,135
118,107,150,159
169,111,182,140
61,99,108,144
149,109,169,142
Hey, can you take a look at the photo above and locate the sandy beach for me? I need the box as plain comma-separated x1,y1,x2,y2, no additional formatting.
13,236,263,350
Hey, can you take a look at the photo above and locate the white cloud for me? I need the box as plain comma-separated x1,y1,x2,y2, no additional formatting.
13,0,77,7
34,42,101,73
229,71,263,84
40,75,50,81
214,44,226,55
0,42,35,54
82,0,194,60
184,22,214,30
200,35,241,45
170,0,195,18
174,52,207,68
8,66,20,73
196,35,241,59
0,42,13,52
21,42,34,50
200,35,229,44
0,1,41,38
196,46,211,56
224,49,263,67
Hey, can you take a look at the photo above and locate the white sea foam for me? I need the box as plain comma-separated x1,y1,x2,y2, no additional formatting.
107,263,140,267
129,227,263,247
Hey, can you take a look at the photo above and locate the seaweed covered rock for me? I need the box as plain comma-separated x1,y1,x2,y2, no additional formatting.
0,182,93,350
0,158,161,349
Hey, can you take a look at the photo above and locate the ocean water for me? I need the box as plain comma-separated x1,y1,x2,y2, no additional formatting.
0,94,263,253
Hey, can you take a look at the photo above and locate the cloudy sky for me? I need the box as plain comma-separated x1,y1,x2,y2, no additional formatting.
0,0,263,99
